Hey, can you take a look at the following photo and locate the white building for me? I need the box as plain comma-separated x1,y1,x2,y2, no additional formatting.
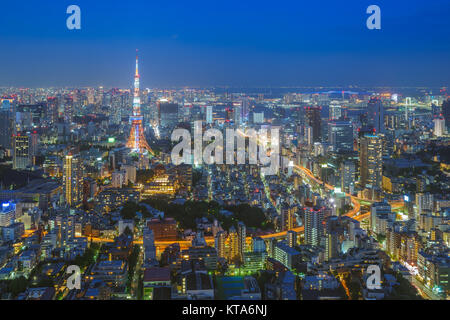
433,117,446,137
329,103,342,120
206,105,213,124
111,170,126,188
416,193,434,216
0,202,15,227
121,164,136,184
253,112,264,124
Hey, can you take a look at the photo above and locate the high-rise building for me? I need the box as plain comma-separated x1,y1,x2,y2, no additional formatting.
304,207,325,246
0,202,15,227
325,232,340,261
359,134,383,189
0,109,13,149
253,112,264,124
304,125,313,146
274,241,301,270
30,131,39,157
433,117,446,137
158,99,179,138
225,106,234,123
58,214,75,247
1,98,13,112
183,240,218,270
367,97,385,134
281,205,296,231
63,152,83,207
416,193,434,216
228,226,239,261
328,121,353,152
206,105,213,124
329,103,342,120
305,106,321,142
241,97,250,123
111,171,125,188
126,51,153,154
370,201,391,234
215,231,227,259
237,222,246,262
340,161,356,193
121,164,137,184
252,237,266,253
442,98,450,128
143,227,156,261
286,230,297,248
13,134,31,169
233,101,242,126
417,250,450,294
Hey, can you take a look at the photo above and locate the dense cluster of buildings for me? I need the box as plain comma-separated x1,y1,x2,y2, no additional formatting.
0,62,449,300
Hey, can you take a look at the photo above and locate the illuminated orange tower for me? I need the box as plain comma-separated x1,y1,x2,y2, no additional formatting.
126,50,153,154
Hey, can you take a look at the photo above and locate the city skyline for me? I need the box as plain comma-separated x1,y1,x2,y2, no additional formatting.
1,77,449,301
0,0,449,305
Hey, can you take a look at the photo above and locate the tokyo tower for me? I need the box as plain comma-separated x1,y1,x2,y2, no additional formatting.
126,50,153,155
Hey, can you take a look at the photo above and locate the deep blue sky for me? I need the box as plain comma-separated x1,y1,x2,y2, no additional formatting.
0,0,449,87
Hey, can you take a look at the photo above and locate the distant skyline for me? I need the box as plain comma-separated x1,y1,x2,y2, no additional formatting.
0,0,449,87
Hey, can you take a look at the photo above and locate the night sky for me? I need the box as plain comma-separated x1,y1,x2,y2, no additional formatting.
0,0,449,87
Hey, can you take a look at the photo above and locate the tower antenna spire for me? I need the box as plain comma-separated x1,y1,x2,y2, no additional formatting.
135,49,139,78
126,50,153,155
